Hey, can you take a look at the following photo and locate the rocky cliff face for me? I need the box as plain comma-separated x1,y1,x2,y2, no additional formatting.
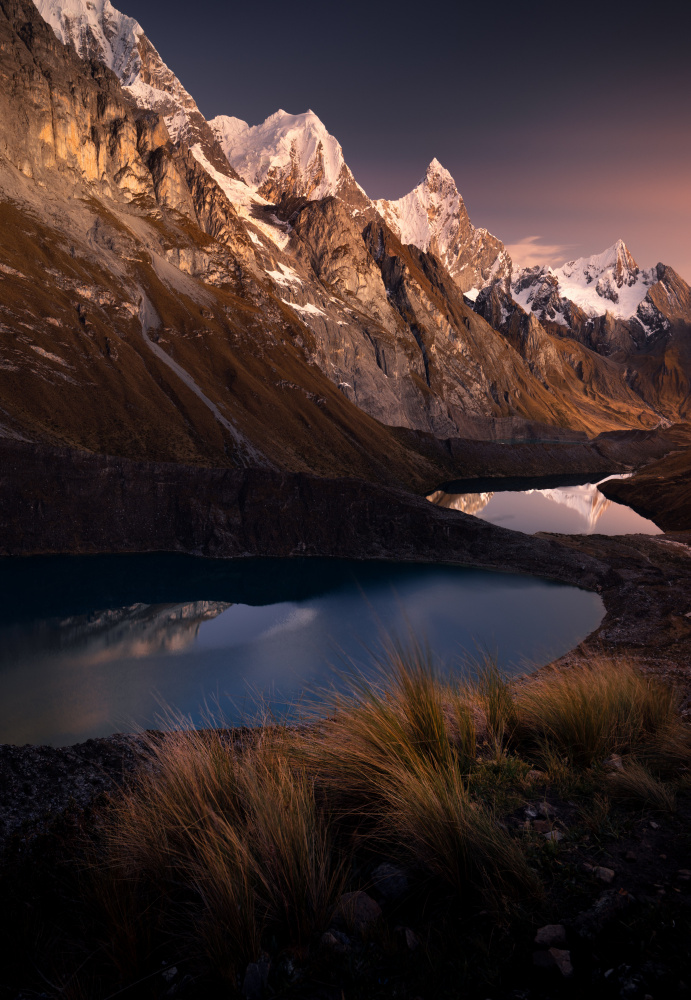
33,0,243,180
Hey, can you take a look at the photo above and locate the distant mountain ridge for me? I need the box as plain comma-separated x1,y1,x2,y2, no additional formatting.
511,239,691,355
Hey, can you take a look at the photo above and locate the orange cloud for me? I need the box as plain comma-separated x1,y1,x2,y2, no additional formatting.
505,236,578,270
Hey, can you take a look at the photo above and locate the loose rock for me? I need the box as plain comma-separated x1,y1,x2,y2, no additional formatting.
549,948,574,978
535,924,566,948
331,891,382,935
242,956,270,1000
320,930,351,955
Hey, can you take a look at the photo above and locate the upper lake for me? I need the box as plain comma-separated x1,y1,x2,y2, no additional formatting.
0,555,603,747
428,473,661,536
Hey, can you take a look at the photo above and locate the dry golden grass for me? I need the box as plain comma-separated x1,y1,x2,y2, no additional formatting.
93,649,689,977
607,761,677,813
101,728,347,981
511,659,690,771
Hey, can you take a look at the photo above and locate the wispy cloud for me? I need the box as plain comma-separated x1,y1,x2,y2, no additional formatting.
505,235,578,270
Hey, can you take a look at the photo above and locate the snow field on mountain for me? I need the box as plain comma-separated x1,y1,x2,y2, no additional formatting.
34,0,144,84
376,158,462,253
210,111,346,199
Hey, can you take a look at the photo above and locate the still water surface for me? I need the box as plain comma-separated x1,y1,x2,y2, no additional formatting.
0,556,603,747
428,473,661,535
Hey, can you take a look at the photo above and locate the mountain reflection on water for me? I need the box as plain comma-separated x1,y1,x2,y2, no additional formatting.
428,474,661,536
0,556,604,747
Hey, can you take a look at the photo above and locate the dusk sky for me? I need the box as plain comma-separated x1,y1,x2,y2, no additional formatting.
125,0,690,279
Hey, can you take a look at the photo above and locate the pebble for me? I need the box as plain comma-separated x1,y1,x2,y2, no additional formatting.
242,956,270,1000
320,930,351,955
584,863,615,883
533,948,573,978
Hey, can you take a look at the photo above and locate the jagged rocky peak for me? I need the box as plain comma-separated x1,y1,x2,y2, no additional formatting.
512,240,659,325
375,158,511,294
210,109,366,204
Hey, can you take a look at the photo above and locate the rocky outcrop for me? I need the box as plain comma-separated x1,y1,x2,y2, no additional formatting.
33,0,241,182
599,443,691,531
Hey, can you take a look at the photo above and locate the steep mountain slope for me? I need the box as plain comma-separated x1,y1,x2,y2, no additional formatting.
211,116,510,297
376,159,510,294
0,0,462,484
0,0,686,492
33,0,242,180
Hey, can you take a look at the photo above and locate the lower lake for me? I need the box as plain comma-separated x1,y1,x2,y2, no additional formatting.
0,555,604,747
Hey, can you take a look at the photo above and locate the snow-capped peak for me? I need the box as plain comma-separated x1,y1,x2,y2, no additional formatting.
210,109,351,202
512,240,657,323
376,159,462,253
375,160,511,293
33,0,202,134
34,0,143,83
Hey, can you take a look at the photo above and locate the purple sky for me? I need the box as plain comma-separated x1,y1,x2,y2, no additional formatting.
123,0,691,279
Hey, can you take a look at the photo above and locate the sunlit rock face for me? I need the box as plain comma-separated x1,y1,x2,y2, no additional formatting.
33,0,238,178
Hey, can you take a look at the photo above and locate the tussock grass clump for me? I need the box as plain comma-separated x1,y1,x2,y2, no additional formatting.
607,761,677,813
101,728,347,981
512,660,690,771
380,754,539,903
291,643,537,903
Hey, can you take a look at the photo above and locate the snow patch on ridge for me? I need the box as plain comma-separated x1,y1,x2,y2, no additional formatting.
376,158,460,254
188,145,290,250
375,159,510,292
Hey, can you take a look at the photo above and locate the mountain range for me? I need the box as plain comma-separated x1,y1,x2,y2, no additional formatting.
0,0,688,490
